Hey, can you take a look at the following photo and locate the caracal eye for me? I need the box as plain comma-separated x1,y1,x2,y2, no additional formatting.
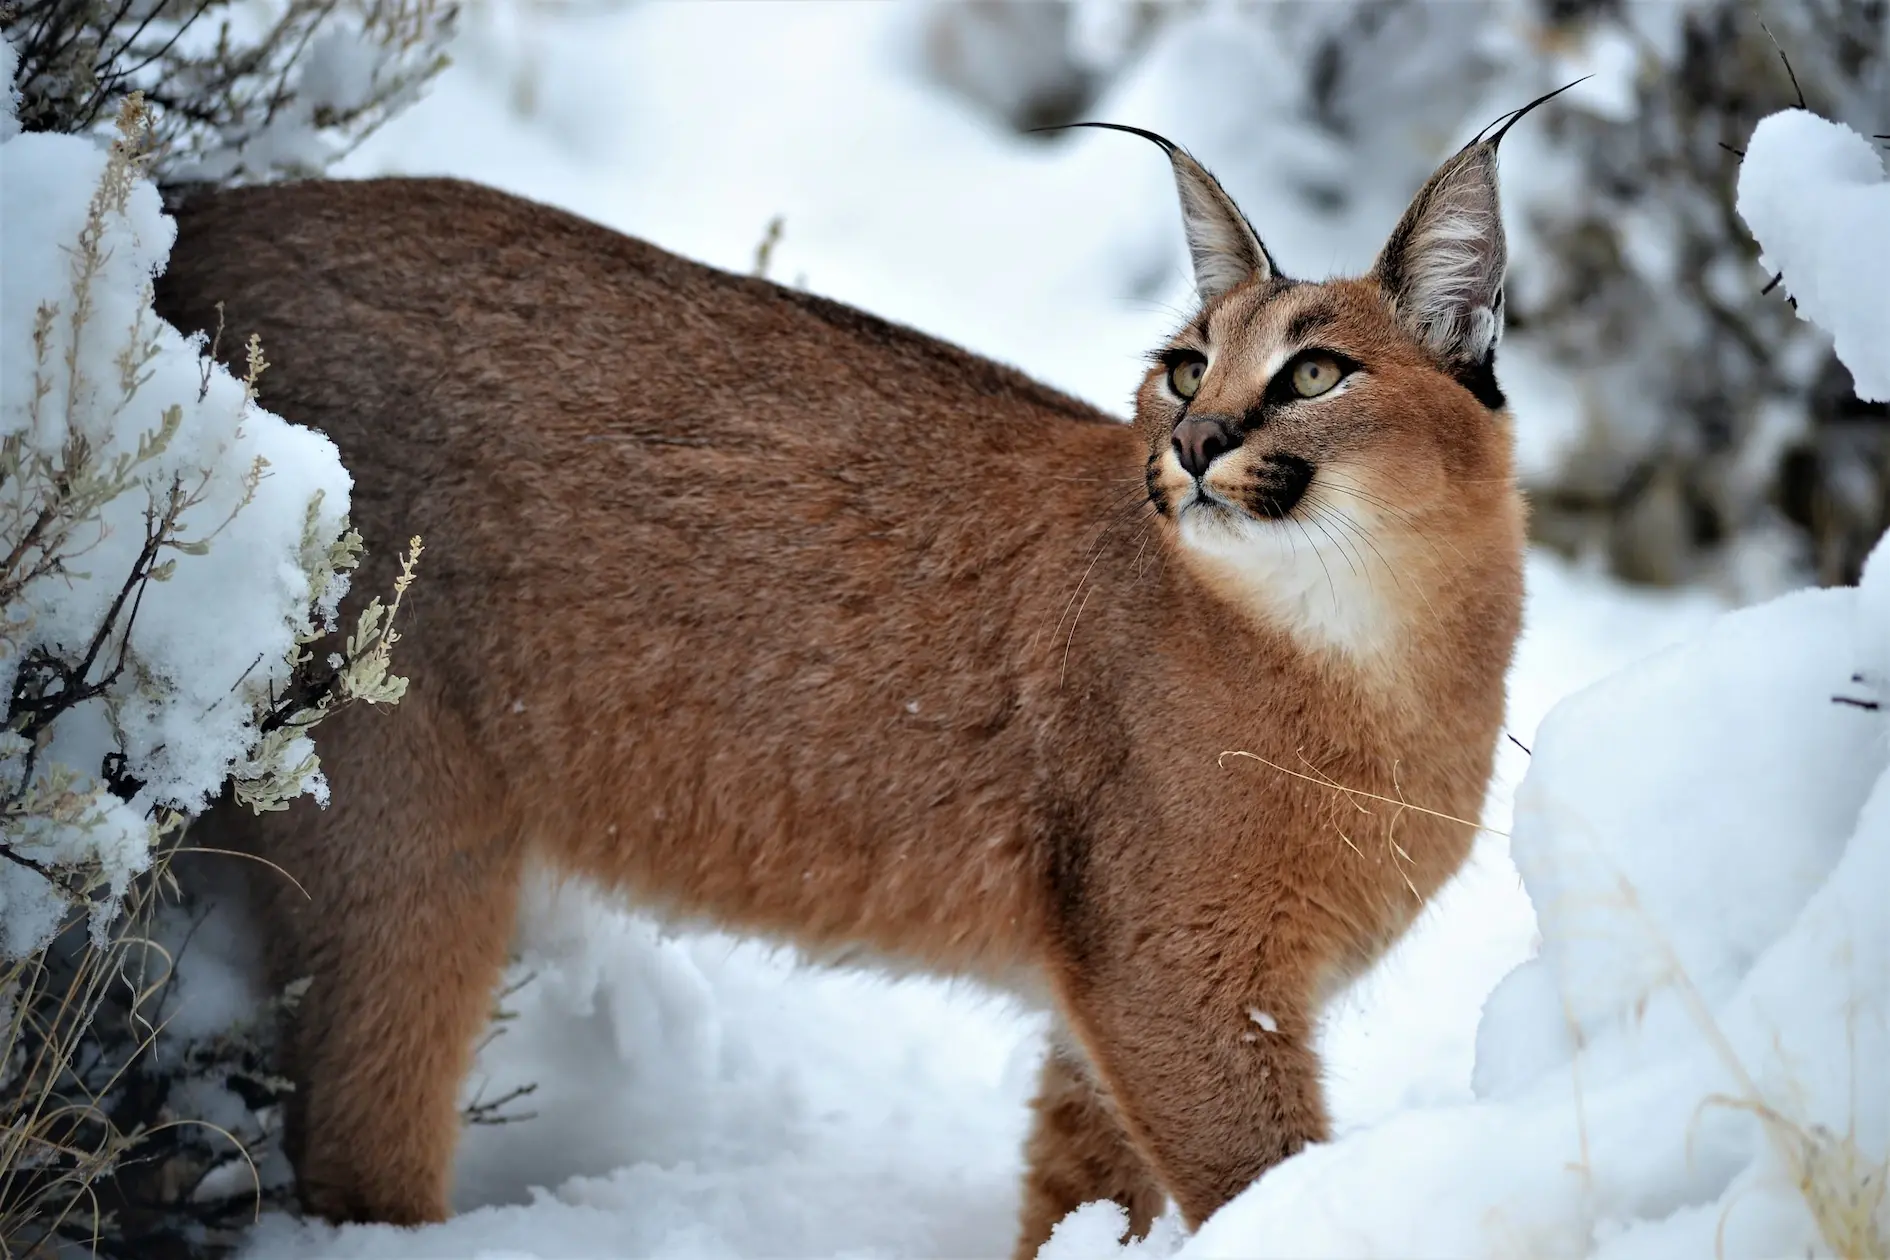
1170,357,1206,399
1292,353,1344,398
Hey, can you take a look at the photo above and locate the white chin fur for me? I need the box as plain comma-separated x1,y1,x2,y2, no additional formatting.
1175,490,1402,660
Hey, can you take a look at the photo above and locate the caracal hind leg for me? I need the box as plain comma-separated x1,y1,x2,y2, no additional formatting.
254,696,521,1225
1013,1039,1165,1260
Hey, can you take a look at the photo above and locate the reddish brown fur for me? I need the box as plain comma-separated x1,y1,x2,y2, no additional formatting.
155,173,1524,1255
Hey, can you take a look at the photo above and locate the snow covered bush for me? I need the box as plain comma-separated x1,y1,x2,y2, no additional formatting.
0,76,362,959
1044,105,1889,1260
3,0,453,183
0,35,425,1250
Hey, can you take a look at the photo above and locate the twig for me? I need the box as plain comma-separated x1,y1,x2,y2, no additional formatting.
0,843,60,883
462,1081,538,1127
1757,21,1807,112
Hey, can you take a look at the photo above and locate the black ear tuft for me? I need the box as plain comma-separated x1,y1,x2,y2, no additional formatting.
1370,80,1583,383
1452,338,1508,411
1050,121,1281,302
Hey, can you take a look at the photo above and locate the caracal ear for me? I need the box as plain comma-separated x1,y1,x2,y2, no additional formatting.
1373,79,1588,368
1373,144,1507,367
1064,122,1279,302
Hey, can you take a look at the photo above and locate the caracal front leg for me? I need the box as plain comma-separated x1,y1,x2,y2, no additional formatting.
1046,903,1329,1229
1013,1033,1166,1260
261,695,522,1225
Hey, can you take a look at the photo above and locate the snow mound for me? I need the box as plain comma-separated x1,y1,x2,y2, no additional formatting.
1736,110,1890,402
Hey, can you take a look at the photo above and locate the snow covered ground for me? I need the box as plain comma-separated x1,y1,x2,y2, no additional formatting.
109,3,1868,1257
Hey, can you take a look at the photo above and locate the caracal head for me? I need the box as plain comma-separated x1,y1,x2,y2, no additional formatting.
1088,92,1572,665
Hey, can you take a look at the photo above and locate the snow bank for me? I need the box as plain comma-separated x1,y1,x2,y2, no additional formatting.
1737,110,1890,402
0,56,353,952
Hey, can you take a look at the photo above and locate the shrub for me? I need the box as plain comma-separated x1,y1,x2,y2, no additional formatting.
3,0,454,184
0,23,430,1249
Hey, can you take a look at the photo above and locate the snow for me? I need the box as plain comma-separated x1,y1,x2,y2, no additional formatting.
1737,110,1890,402
0,57,353,951
26,3,1872,1256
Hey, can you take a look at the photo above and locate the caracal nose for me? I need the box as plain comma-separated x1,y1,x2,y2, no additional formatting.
1172,415,1241,480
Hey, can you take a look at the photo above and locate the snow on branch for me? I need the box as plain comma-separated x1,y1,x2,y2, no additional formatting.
3,0,454,183
1737,109,1890,403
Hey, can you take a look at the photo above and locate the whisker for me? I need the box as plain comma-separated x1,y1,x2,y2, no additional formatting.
1315,498,1437,620
1325,508,1381,590
1030,492,1149,655
1130,519,1157,581
1294,517,1340,613
1041,495,1155,656
1309,501,1392,590
1061,582,1097,688
1314,474,1466,571
1305,504,1377,612
1303,509,1360,580
1323,503,1418,622
1313,475,1428,526
1062,502,1157,688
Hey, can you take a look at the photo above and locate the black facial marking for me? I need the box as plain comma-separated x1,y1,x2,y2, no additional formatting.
1454,344,1506,411
1283,308,1339,348
1247,453,1315,519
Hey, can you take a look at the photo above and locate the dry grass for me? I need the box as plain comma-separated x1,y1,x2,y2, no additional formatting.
0,836,216,1256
